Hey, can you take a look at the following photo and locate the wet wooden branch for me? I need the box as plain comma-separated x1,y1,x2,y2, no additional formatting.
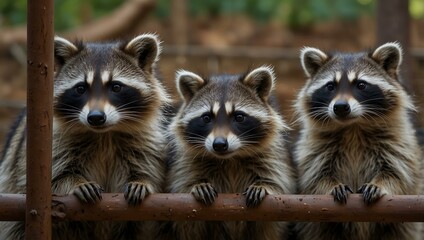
0,194,423,222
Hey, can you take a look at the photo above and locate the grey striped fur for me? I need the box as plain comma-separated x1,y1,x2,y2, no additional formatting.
294,43,422,240
0,34,169,240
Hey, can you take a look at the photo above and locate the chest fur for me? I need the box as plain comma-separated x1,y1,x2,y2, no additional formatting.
54,134,138,192
298,128,392,189
204,160,258,193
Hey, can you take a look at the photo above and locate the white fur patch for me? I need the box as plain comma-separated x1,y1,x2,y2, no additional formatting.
372,42,403,66
245,65,276,91
175,69,204,100
104,103,119,126
79,104,90,126
348,98,362,118
101,70,110,85
235,105,267,120
176,70,204,84
182,105,211,124
205,133,215,153
54,36,78,56
305,72,334,96
347,71,356,82
125,33,162,61
227,132,241,152
86,71,94,86
357,72,394,91
225,101,233,115
54,73,85,98
212,102,220,116
113,76,150,92
300,47,328,77
335,71,342,83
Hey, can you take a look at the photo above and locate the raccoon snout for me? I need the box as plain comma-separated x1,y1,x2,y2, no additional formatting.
333,100,351,118
213,137,228,152
87,110,107,126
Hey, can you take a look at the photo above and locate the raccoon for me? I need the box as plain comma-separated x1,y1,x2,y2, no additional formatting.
0,34,169,239
160,66,296,240
294,42,422,240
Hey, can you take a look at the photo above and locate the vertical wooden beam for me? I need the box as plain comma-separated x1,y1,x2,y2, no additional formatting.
26,0,54,239
376,0,411,84
171,0,188,67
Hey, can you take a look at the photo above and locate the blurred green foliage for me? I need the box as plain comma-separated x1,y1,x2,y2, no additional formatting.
0,0,122,30
55,0,122,30
410,0,424,18
0,0,423,30
286,0,374,29
157,0,374,25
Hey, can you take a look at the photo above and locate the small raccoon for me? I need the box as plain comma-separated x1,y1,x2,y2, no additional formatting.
162,66,296,240
294,43,422,240
0,34,169,239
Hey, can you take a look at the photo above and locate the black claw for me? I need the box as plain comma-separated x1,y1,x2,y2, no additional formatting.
124,182,149,206
332,184,351,204
191,183,216,205
74,190,87,204
195,187,204,204
345,185,353,193
73,182,102,204
245,186,266,208
94,186,102,200
358,183,383,205
125,184,132,198
88,184,100,200
202,185,211,205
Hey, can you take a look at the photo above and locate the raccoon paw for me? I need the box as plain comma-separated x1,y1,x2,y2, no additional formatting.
331,184,353,204
124,182,151,206
190,183,218,205
72,182,103,204
244,185,267,208
358,183,385,204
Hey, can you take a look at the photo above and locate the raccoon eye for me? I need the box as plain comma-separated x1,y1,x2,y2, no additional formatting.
111,84,122,93
201,114,212,123
326,83,335,92
357,82,366,90
235,114,245,123
75,85,86,95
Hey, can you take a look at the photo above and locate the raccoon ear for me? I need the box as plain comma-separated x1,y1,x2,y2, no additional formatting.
371,42,402,79
54,36,81,66
300,47,329,77
243,66,275,101
176,70,205,102
123,33,161,74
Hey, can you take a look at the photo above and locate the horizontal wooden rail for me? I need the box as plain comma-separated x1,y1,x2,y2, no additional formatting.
162,46,424,60
0,194,423,222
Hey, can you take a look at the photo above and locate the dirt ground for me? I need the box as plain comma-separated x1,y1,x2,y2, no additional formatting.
0,15,423,147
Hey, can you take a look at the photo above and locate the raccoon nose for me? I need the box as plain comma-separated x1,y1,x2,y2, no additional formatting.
333,100,351,118
87,110,106,126
213,137,228,152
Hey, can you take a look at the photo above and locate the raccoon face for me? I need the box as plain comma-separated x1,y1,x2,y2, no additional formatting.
173,66,283,159
297,42,412,125
53,34,167,133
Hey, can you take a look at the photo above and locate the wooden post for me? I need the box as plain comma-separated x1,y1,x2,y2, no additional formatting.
171,0,188,67
26,0,54,239
376,0,411,84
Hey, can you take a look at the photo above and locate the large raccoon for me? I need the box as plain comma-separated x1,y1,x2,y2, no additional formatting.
0,34,169,239
294,43,422,240
161,66,296,240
